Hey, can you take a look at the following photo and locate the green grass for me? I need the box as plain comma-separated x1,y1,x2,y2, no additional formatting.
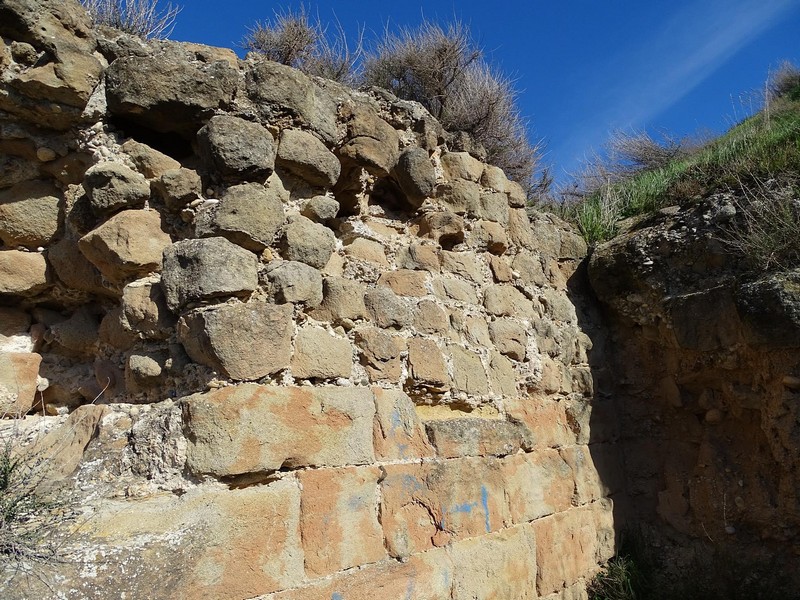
569,89,800,246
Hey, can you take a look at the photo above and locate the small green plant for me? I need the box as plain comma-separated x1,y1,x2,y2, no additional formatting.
588,555,647,600
80,0,181,40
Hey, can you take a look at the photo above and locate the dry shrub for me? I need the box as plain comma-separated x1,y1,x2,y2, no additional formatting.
767,61,800,103
80,0,180,39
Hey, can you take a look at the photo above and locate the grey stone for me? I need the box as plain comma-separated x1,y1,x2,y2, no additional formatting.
301,195,339,223
83,162,150,217
280,215,335,269
290,327,352,380
121,278,176,339
161,237,258,311
195,182,285,252
266,260,323,307
178,302,293,380
47,238,108,296
197,115,276,181
337,100,400,176
276,129,341,188
151,168,202,212
393,147,435,208
309,277,368,323
364,287,412,329
489,318,528,361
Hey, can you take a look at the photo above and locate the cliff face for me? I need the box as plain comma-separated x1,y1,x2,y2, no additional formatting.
0,1,620,598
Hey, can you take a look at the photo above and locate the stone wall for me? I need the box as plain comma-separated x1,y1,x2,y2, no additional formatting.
0,1,620,598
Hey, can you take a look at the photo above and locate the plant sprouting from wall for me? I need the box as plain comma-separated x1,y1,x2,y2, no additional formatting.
80,0,181,40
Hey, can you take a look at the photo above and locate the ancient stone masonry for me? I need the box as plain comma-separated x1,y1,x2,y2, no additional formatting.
0,1,619,598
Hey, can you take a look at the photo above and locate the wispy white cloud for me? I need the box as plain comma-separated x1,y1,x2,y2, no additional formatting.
552,0,797,179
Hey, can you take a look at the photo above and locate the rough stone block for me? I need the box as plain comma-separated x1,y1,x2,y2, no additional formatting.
183,384,375,477
488,349,517,396
377,269,428,297
505,397,576,449
281,215,335,269
418,210,464,248
471,220,509,255
277,128,341,188
561,444,624,505
393,146,436,207
122,139,180,178
48,237,107,295
354,327,405,382
337,100,400,176
425,418,531,459
396,243,440,272
489,318,528,361
407,337,450,391
413,299,449,335
197,115,276,180
121,278,175,339
161,237,258,311
487,253,514,282
83,162,149,217
0,180,62,247
372,387,434,460
440,250,484,283
0,352,42,415
309,276,367,323
0,250,48,296
266,260,323,307
441,151,485,182
299,466,385,577
78,209,171,283
364,287,412,329
343,237,388,266
449,344,489,396
151,167,202,212
484,284,534,318
301,195,339,222
502,450,574,523
290,327,352,380
178,302,293,381
432,277,479,305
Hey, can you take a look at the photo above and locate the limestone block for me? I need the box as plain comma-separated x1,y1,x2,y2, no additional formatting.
182,384,375,477
489,318,528,361
83,162,150,217
484,284,534,318
441,151,484,182
440,250,484,283
121,278,175,339
106,50,238,136
277,128,341,188
121,139,181,178
178,302,293,381
505,397,575,449
480,164,508,192
542,287,578,323
78,209,171,283
281,215,335,269
246,59,338,143
514,250,549,287
196,182,285,252
471,192,510,225
309,276,367,323
507,208,536,250
380,458,510,558
432,277,479,305
48,237,107,295
364,287,412,329
151,168,202,212
425,418,532,459
407,337,450,391
372,387,435,460
438,179,481,214
290,327,352,380
337,100,400,176
471,220,509,255
502,450,574,523
529,212,563,257
418,210,465,248
396,243,440,272
160,237,258,311
0,180,62,247
0,249,49,296
448,344,489,396
98,307,137,351
301,195,339,222
266,260,323,307
506,180,528,208
488,253,514,282
449,524,538,600
299,466,385,578
413,299,449,335
393,146,436,207
343,237,388,266
0,352,41,415
460,315,492,347
377,269,428,297
354,327,405,382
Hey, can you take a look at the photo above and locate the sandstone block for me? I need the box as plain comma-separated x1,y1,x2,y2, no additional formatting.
561,445,624,505
505,397,575,449
506,180,528,208
290,327,352,380
266,260,323,307
488,349,518,396
121,278,175,339
472,220,509,255
484,284,533,318
0,180,62,247
281,215,335,269
79,209,171,283
277,128,341,188
151,168,202,212
182,384,375,477
449,524,538,600
125,350,168,391
106,49,238,136
301,195,339,223
413,299,449,335
337,101,400,176
343,237,389,266
480,164,508,192
46,306,99,356
507,208,536,250
459,314,492,347
161,237,258,311
355,326,405,382
0,352,41,415
393,147,436,207
121,139,181,178
0,250,49,296
178,302,293,381
196,182,285,252
380,458,510,558
83,162,150,217
407,337,450,391
309,276,367,323
396,243,439,272
489,318,528,361
418,210,464,248
471,192,510,225
514,250,549,287
440,250,484,283
48,237,107,295
441,151,484,182
425,418,531,459
432,277,479,304
299,466,385,578
438,178,481,214
197,115,275,181
502,450,574,523
364,287,412,329
449,344,489,396
372,387,434,460
488,253,514,282
0,308,30,348
377,269,428,297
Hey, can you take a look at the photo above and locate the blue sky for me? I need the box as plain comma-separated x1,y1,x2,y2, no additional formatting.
171,0,800,185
